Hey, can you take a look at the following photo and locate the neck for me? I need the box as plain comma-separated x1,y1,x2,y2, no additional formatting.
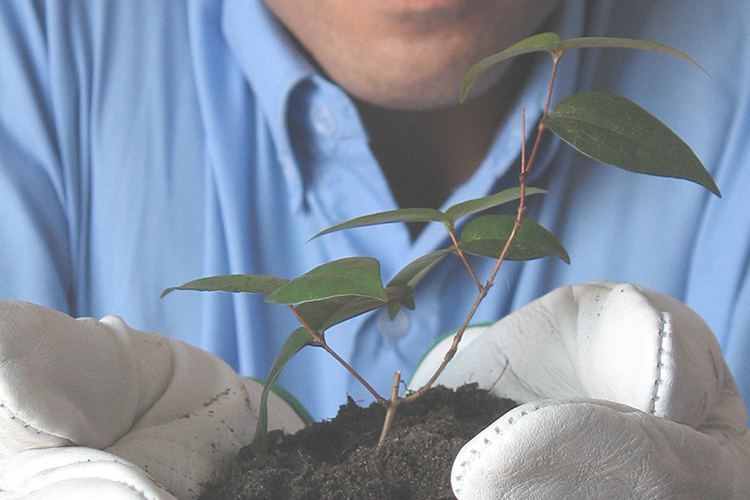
353,57,532,239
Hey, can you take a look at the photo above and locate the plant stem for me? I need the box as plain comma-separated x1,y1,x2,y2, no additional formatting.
447,226,483,290
288,305,388,405
406,51,561,400
320,341,389,406
317,50,564,446
377,371,402,450
524,52,560,179
401,282,490,403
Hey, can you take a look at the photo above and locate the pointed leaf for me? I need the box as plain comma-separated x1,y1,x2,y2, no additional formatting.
461,32,561,101
543,91,720,196
385,249,452,318
250,327,315,455
295,296,373,333
557,37,707,74
295,285,414,332
387,248,453,289
387,296,416,320
444,187,547,223
327,285,414,329
161,274,288,298
266,257,387,305
459,214,570,263
462,34,707,103
312,208,449,240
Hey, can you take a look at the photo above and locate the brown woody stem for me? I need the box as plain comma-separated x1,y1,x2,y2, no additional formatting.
292,51,565,446
407,51,561,400
447,226,482,290
377,371,402,449
288,305,388,406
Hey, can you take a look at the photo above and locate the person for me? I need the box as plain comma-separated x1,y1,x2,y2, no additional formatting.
2,0,749,423
0,0,748,496
2,282,748,499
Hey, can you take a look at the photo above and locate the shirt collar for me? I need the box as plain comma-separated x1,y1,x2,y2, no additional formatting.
221,0,316,211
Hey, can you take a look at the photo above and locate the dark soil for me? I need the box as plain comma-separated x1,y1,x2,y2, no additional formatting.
198,384,516,500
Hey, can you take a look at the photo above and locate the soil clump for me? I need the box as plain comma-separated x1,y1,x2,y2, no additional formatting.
198,384,516,500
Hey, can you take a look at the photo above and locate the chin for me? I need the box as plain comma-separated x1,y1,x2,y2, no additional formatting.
339,60,507,111
351,86,463,111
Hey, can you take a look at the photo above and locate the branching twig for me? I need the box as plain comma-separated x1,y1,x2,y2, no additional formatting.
288,305,388,406
352,51,563,445
447,228,483,290
404,51,561,403
377,371,402,449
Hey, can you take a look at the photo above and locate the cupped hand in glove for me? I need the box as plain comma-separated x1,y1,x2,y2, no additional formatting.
410,281,750,500
0,301,306,500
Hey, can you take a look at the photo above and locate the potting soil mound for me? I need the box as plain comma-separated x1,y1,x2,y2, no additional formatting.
198,384,516,500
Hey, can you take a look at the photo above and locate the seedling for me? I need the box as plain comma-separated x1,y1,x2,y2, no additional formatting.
163,32,718,454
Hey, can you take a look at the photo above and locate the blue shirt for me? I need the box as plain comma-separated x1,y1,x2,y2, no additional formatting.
1,0,749,422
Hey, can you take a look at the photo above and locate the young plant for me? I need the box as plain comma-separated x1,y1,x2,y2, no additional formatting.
163,32,718,454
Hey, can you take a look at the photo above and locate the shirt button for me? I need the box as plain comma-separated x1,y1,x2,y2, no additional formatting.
378,307,409,341
310,103,337,136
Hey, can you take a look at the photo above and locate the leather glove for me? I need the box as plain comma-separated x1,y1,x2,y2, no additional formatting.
0,301,306,500
410,281,750,499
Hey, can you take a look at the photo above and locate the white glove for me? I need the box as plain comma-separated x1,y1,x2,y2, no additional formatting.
410,281,750,500
0,301,306,500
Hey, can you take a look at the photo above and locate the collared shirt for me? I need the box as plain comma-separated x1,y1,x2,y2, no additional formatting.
1,0,748,421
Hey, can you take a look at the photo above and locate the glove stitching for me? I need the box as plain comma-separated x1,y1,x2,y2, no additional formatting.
106,477,162,500
648,312,671,416
0,400,64,440
453,402,544,495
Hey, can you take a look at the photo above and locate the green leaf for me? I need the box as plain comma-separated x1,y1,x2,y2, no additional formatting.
557,37,707,74
543,91,720,196
250,327,315,455
387,296,415,321
385,249,453,319
461,33,706,103
387,249,453,289
333,285,415,327
295,285,414,332
459,214,570,263
444,187,547,223
160,274,288,298
266,257,387,305
312,208,449,240
247,377,315,426
295,296,377,333
461,32,561,101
